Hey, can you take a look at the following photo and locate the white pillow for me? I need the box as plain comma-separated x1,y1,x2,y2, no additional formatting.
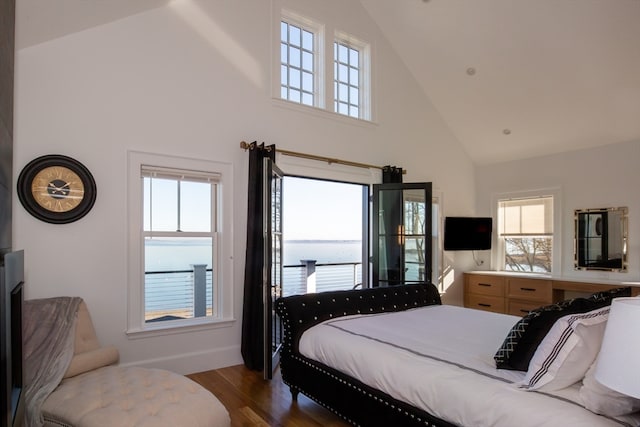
518,306,609,391
580,360,640,416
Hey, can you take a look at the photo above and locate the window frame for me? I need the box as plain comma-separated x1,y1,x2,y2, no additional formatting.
274,9,374,123
492,188,562,275
333,31,371,121
280,11,325,109
126,151,234,338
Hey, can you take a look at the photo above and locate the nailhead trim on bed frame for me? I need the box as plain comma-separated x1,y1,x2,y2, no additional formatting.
276,284,452,427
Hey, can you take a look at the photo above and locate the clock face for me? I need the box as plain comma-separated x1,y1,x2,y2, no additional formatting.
31,166,86,213
17,155,97,224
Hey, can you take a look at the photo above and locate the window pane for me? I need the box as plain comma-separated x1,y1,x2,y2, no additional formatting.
349,106,359,118
289,25,301,47
290,69,301,89
302,71,313,92
350,48,359,65
302,30,313,50
144,236,213,321
290,89,301,102
179,181,211,232
302,92,313,106
339,102,348,114
280,65,288,85
338,64,348,82
280,43,288,64
504,237,552,273
281,86,288,99
350,67,359,86
350,87,359,105
280,22,288,42
339,83,348,102
302,51,313,72
289,46,300,68
148,178,178,232
338,44,349,63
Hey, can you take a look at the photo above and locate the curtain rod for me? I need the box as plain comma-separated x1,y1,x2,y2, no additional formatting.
239,141,405,173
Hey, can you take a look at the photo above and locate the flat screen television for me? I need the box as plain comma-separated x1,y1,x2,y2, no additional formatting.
443,217,492,251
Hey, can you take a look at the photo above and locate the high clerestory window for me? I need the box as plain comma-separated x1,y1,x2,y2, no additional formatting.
333,38,366,119
280,20,316,107
279,12,371,121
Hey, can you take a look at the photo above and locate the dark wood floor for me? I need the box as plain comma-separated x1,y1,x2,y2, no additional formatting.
187,364,351,427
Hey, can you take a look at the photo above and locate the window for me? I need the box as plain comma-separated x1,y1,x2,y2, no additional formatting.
142,167,217,322
277,11,371,121
334,40,362,118
280,16,320,107
498,196,554,273
127,152,234,336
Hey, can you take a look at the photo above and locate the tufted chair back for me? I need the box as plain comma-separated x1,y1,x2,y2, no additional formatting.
62,300,119,379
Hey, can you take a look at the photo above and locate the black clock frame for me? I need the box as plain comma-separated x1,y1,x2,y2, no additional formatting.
17,154,97,224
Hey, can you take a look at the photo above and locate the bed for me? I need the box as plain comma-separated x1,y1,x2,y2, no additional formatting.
274,284,640,427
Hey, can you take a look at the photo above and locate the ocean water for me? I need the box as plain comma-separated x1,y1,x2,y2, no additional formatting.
145,239,363,271
284,240,362,265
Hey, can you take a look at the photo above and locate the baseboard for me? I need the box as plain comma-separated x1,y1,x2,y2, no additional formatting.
120,344,243,375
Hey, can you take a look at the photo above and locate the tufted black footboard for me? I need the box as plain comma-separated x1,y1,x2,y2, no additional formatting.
275,284,454,427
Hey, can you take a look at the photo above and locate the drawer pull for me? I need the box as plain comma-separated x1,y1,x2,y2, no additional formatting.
478,283,492,287
478,303,492,307
520,287,536,292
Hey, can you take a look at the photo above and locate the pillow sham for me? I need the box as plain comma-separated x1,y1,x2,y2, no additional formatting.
580,360,640,416
518,306,609,391
494,287,631,371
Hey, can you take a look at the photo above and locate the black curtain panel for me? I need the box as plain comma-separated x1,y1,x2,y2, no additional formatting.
382,165,403,183
241,142,276,371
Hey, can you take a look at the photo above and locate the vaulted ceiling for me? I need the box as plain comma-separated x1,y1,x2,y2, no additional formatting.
15,0,640,165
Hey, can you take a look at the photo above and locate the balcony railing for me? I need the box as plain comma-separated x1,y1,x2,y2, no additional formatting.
144,261,362,321
282,261,362,297
145,266,212,321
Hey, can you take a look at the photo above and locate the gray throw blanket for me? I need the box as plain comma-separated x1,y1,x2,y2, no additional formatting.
23,297,82,427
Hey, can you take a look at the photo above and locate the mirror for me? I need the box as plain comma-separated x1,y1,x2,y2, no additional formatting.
574,207,628,271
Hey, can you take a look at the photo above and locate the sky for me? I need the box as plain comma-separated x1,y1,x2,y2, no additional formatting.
144,175,365,241
282,176,364,241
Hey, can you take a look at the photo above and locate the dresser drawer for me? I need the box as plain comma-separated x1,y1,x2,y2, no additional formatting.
466,294,506,314
507,278,553,303
508,299,544,317
466,274,505,297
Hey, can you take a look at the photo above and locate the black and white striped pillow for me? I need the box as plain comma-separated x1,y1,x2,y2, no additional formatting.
519,306,610,391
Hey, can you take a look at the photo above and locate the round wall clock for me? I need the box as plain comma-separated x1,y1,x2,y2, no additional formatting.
17,154,97,224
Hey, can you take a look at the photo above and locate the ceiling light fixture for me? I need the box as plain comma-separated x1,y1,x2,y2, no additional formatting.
466,67,476,76
503,129,512,135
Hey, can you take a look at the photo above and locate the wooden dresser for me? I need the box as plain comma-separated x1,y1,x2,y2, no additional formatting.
464,272,639,316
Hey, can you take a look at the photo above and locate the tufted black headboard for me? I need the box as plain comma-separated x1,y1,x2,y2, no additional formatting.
275,284,441,354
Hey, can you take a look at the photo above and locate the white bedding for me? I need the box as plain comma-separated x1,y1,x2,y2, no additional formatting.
299,304,640,427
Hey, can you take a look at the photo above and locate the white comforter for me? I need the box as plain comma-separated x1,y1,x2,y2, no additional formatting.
299,304,640,427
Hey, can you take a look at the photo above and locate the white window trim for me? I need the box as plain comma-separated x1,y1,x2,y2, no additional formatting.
491,188,562,275
334,30,371,121
273,7,375,124
278,10,325,109
126,151,234,338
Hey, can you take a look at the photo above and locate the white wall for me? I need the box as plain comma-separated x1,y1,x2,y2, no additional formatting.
475,139,640,283
13,0,475,373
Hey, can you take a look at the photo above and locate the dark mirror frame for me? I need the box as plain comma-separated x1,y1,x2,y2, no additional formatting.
574,207,628,272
